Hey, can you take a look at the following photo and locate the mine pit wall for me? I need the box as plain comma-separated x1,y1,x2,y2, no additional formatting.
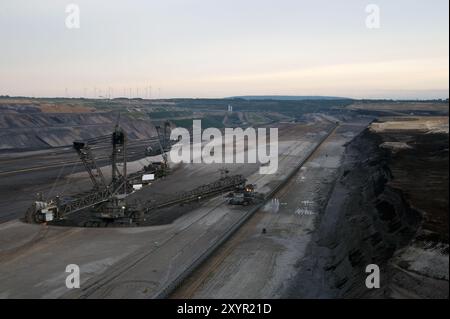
0,112,160,151
296,128,424,298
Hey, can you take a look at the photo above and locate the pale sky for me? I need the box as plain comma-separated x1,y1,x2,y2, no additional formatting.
0,0,448,99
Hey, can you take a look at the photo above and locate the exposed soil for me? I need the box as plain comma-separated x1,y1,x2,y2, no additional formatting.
379,130,448,244
289,122,448,298
0,112,160,151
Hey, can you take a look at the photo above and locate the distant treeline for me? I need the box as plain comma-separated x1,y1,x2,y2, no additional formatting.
170,98,354,117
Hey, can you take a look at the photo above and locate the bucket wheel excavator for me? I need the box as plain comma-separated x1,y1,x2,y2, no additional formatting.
25,122,133,224
24,118,256,227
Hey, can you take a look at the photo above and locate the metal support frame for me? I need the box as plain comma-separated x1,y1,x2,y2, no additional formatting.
111,126,127,195
73,141,107,190
59,188,113,216
144,174,246,212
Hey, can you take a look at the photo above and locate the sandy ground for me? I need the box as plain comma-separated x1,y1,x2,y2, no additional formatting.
171,119,371,298
370,116,449,134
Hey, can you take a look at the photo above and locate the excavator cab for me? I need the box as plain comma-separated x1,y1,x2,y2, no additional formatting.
227,183,258,206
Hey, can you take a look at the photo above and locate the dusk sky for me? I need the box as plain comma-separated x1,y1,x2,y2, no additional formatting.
1,0,448,99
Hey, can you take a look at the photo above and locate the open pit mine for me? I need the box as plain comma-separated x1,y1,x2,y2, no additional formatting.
0,98,448,299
